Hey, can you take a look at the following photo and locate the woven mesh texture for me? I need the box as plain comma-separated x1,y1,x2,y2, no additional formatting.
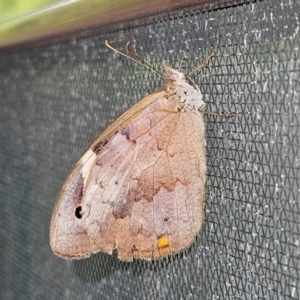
0,0,299,299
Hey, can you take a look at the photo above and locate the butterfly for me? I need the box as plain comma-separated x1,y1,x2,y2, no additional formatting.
50,40,234,261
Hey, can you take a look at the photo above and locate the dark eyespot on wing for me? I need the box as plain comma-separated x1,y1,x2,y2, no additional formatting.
75,206,83,219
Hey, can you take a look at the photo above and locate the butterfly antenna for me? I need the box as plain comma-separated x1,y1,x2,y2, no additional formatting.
187,40,219,78
105,41,163,77
126,42,163,76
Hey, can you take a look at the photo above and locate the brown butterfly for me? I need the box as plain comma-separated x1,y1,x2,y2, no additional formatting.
50,41,234,261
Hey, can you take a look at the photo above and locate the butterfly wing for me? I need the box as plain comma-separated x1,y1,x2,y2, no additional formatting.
50,89,206,261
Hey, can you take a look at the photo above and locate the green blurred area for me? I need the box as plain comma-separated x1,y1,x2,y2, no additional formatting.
0,0,62,24
0,0,160,48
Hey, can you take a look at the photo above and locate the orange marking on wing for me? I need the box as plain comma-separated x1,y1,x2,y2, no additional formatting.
157,235,170,256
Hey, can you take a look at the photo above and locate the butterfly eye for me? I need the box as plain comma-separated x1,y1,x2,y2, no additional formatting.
164,218,169,222
75,206,83,219
167,72,179,80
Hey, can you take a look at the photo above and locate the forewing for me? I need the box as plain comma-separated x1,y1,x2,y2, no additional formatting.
50,92,206,261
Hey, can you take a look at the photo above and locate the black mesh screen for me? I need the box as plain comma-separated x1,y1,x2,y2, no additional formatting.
0,0,299,299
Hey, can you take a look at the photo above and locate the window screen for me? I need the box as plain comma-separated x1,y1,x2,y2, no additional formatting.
0,0,299,299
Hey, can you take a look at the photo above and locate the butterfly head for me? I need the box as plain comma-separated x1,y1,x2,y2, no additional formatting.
162,62,186,82
162,61,201,96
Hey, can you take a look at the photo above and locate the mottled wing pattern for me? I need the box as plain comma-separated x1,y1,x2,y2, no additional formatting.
50,90,206,261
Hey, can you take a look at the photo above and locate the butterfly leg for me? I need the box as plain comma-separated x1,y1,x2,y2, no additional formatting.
198,109,235,119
